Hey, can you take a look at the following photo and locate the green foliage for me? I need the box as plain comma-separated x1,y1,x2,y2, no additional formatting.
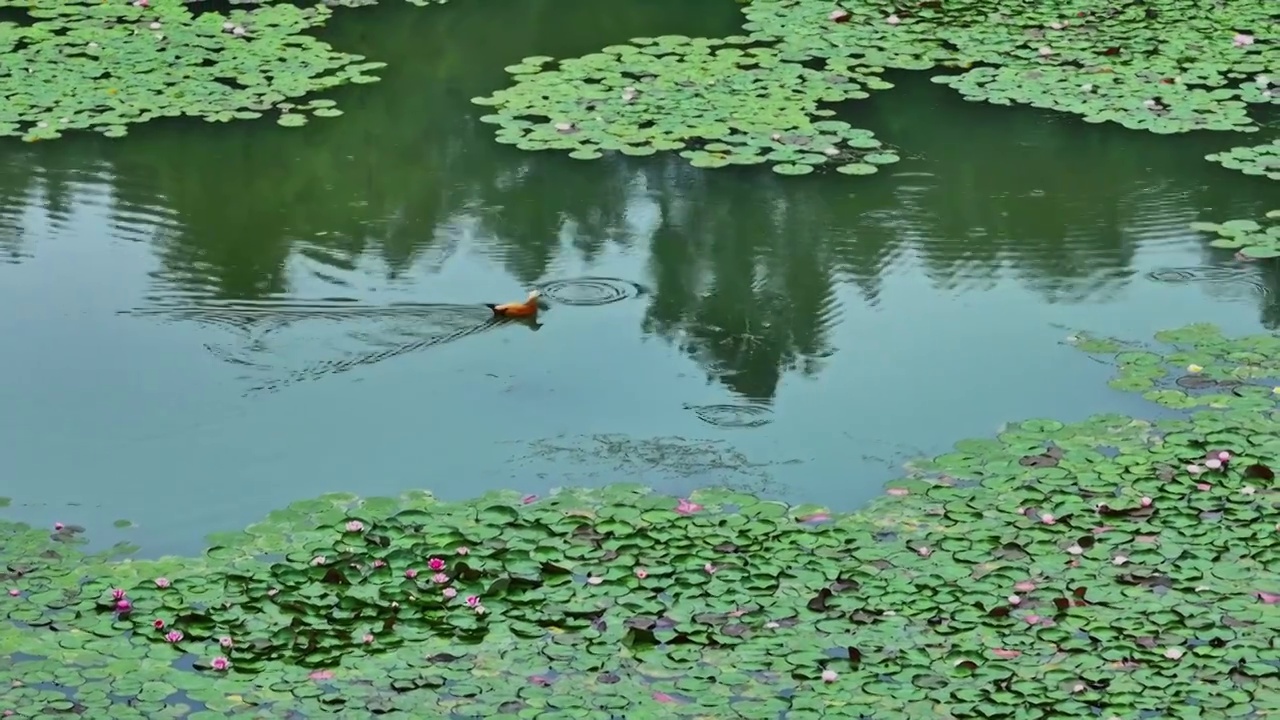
744,0,1276,134
0,0,387,140
1189,210,1280,259
4,324,1280,717
1206,140,1280,180
476,0,1277,172
473,36,900,176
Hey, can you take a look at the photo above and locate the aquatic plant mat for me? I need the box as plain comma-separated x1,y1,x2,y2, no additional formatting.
473,0,1278,175
4,324,1280,718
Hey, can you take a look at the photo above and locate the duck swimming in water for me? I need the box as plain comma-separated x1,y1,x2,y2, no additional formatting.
486,290,541,318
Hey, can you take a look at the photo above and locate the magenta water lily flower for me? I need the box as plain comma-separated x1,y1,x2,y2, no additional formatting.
111,588,126,601
154,577,170,588
675,498,702,515
427,558,446,571
465,595,480,607
164,630,183,643
211,656,229,671
115,600,132,613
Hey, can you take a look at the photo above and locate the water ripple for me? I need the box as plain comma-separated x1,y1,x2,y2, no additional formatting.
122,299,509,393
683,401,775,429
535,277,647,306
1145,265,1270,298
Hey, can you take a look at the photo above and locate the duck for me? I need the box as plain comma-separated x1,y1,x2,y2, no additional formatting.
485,290,542,318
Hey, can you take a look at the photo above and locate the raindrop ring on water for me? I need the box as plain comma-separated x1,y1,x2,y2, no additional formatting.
535,277,646,306
684,403,775,429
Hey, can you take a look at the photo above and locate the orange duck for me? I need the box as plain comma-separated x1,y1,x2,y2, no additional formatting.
486,290,541,318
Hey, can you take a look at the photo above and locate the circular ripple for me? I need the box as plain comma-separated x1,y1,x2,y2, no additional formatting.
1145,267,1269,297
684,403,775,429
536,277,645,306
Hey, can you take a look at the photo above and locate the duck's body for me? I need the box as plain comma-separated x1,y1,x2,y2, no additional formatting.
486,290,541,318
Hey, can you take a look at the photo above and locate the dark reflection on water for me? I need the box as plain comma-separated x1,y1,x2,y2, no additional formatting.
0,0,1275,406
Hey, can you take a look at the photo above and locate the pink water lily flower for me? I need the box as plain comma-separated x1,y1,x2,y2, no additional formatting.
703,563,718,574
1014,581,1036,593
886,14,901,25
309,670,334,681
522,494,538,504
53,522,64,531
456,546,470,555
115,600,132,613
465,595,481,607
1257,591,1280,604
111,588,126,601
821,669,838,682
345,520,364,533
362,633,374,644
154,577,170,588
431,573,449,584
164,630,183,643
7,589,19,597
211,656,229,671
404,569,418,579
635,568,648,579
1234,33,1254,47
219,636,233,648
1039,513,1056,525
1205,458,1222,470
443,588,457,599
675,498,702,515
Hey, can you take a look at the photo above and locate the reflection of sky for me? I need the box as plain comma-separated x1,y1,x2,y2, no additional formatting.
0,175,1271,557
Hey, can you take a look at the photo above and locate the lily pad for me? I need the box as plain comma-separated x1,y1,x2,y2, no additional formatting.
472,37,893,176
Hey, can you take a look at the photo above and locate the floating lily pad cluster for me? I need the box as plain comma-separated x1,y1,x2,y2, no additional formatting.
4,325,1280,717
742,0,1277,134
1206,140,1280,180
1188,210,1280,259
473,36,901,176
0,0,386,140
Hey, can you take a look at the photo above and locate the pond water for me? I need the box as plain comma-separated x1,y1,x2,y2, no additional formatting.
0,0,1276,555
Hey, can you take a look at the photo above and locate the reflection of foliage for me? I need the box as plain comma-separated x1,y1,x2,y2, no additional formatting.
3,324,1279,717
0,0,388,141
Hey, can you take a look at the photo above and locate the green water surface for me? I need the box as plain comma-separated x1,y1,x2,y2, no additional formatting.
0,0,1275,553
